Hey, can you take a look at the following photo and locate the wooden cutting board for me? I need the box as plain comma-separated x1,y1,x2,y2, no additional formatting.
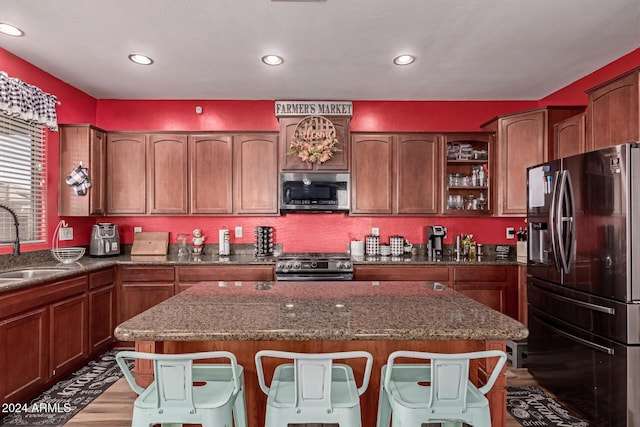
131,232,169,255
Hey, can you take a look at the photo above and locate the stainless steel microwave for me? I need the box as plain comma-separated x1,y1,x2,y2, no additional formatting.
279,172,350,212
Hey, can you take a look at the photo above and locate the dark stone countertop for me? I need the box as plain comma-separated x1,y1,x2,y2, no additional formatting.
114,280,528,342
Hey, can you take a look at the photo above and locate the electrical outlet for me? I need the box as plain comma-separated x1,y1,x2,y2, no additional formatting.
59,227,73,241
506,227,515,239
372,227,379,236
235,226,242,238
134,226,142,233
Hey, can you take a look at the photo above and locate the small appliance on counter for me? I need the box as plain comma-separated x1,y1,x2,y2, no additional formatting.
90,223,120,257
426,225,446,261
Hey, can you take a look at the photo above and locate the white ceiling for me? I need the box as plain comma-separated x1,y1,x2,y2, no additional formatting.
1,0,640,101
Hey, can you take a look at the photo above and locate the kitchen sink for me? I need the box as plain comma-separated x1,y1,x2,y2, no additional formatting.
0,268,70,280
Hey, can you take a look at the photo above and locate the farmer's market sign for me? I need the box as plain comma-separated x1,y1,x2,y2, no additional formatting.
275,101,353,117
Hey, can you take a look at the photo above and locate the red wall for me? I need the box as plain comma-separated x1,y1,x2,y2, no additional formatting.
2,46,640,253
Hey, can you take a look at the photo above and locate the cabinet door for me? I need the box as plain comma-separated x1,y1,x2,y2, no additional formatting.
234,134,278,214
0,308,48,404
148,134,188,214
554,113,586,159
496,110,547,216
49,293,88,378
452,266,517,320
353,265,450,282
120,284,174,323
351,134,394,214
396,134,440,214
279,117,350,171
88,268,116,355
586,69,640,152
106,133,147,214
189,134,233,214
58,125,106,216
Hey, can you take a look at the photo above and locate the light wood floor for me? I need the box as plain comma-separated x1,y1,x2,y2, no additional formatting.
65,365,541,427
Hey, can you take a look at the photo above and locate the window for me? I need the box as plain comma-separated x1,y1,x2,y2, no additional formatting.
0,113,46,245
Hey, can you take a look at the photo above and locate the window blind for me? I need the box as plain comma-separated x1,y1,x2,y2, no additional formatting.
0,113,46,245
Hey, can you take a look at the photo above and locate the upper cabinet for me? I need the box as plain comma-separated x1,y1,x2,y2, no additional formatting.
147,134,188,214
554,112,586,159
442,133,493,216
586,67,640,152
481,107,584,216
106,133,147,214
234,134,279,214
189,134,233,214
351,133,440,215
279,117,350,171
58,124,107,216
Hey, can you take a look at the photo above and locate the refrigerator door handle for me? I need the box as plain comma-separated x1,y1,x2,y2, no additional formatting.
555,171,575,273
543,320,615,355
549,171,562,271
542,290,615,315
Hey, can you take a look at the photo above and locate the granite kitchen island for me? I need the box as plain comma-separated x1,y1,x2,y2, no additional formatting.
115,280,528,427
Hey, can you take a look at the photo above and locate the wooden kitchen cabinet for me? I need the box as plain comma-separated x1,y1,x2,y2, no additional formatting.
586,67,640,151
189,134,233,214
353,265,450,282
396,134,440,214
176,265,274,292
147,134,188,214
118,266,175,323
452,265,518,320
481,107,584,216
106,132,147,214
351,134,394,214
234,133,279,214
554,112,586,159
279,116,350,171
442,133,493,215
88,267,116,356
58,124,107,216
0,274,89,405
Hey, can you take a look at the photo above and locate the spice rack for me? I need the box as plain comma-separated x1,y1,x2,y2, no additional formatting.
444,137,492,215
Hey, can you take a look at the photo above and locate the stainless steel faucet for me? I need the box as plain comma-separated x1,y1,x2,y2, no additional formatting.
0,204,20,255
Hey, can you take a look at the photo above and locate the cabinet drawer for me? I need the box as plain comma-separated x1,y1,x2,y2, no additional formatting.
120,266,175,282
89,267,115,289
0,276,87,319
453,266,509,282
177,266,274,282
354,265,450,281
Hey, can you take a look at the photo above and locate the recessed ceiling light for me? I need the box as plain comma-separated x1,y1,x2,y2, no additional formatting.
262,55,284,66
393,54,415,66
128,53,154,65
0,22,24,37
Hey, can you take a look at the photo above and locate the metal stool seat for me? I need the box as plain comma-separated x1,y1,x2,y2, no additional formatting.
116,350,247,427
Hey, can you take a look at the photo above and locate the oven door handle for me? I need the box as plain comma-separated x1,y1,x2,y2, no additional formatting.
276,274,353,281
544,319,615,355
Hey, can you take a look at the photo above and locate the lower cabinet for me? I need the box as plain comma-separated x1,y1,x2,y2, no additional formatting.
176,265,274,292
451,265,518,320
119,266,175,323
0,274,90,405
354,264,519,320
88,268,116,356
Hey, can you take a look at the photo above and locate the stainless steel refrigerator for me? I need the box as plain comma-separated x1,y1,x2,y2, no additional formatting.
527,142,640,427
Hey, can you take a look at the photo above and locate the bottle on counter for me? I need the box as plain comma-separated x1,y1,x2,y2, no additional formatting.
461,234,471,260
469,235,477,260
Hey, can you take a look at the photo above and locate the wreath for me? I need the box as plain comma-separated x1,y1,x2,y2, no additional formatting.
286,115,341,165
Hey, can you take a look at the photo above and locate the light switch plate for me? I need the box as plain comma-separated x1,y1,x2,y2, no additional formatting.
506,227,515,239
372,227,380,236
59,227,73,241
134,226,142,233
235,226,242,238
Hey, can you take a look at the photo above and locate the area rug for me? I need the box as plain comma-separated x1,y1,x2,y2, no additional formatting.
1,350,132,426
507,386,591,427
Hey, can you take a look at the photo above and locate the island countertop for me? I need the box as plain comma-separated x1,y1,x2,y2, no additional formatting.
114,280,528,342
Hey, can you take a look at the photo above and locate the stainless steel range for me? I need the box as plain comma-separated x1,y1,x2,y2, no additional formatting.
275,252,353,281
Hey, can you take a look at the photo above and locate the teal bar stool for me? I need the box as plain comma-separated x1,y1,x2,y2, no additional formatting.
377,350,507,427
255,350,374,426
116,350,247,427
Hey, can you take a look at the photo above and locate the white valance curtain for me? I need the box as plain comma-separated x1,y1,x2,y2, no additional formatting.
0,71,58,131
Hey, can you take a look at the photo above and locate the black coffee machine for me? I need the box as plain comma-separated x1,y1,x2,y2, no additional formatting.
426,225,447,261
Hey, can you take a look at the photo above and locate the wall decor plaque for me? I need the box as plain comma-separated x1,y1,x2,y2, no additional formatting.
286,115,341,165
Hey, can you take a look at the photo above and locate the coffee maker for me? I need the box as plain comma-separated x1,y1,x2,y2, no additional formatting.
426,225,447,261
90,223,120,257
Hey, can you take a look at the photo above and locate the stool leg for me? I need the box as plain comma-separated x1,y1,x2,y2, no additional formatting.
376,374,391,427
233,387,248,427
